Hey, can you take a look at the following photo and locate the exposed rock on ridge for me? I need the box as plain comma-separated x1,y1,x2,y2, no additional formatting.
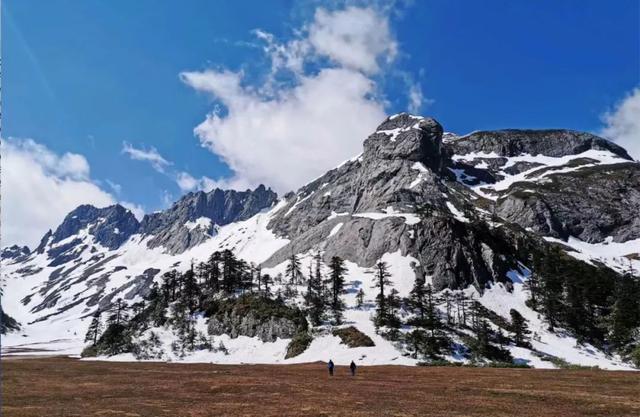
448,129,632,160
140,185,277,254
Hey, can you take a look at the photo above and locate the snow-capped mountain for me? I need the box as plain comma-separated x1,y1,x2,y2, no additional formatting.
2,114,639,368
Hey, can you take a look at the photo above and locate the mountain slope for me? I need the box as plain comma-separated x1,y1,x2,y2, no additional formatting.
2,114,638,369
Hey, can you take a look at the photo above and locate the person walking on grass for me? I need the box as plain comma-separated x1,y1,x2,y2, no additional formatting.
328,359,335,376
350,360,357,376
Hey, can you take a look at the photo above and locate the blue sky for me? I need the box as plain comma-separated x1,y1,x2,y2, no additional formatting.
2,0,639,247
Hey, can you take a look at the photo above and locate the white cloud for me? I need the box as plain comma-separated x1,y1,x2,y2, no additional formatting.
1,139,116,248
601,87,640,161
106,179,122,195
182,67,386,193
181,5,403,194
121,139,227,194
407,82,423,114
121,201,145,221
308,7,397,74
122,142,172,173
175,171,226,193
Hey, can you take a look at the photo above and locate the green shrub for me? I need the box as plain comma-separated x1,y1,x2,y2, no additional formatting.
333,326,375,348
486,361,532,369
629,346,640,369
81,344,98,358
285,332,313,359
208,295,308,330
417,359,463,367
543,355,600,370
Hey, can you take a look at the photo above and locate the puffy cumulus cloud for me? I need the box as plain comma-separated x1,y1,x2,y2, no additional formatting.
601,87,640,161
1,139,116,248
180,5,407,194
122,142,172,173
182,67,386,193
308,6,397,74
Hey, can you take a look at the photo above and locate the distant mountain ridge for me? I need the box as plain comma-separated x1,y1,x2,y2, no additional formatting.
2,113,638,369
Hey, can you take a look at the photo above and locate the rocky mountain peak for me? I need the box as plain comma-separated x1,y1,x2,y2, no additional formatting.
140,185,277,254
449,129,632,160
364,113,447,173
49,204,140,250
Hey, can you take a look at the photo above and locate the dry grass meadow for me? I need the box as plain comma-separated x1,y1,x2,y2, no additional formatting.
2,357,639,417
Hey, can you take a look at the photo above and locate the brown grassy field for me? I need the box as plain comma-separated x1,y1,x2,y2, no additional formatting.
2,357,639,417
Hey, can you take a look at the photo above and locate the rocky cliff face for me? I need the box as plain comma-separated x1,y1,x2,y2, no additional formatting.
32,204,140,266
47,204,140,250
496,163,640,242
264,114,523,290
208,312,300,342
1,245,30,261
206,296,308,342
446,129,640,243
447,129,632,160
140,185,277,254
263,114,639,290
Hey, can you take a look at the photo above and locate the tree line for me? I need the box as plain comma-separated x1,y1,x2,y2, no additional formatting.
525,246,640,363
84,245,640,367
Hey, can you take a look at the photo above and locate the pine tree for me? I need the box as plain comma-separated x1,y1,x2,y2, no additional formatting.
181,267,200,313
285,253,303,286
372,261,393,328
162,270,179,302
407,276,427,325
471,317,492,361
385,288,402,340
423,284,439,333
524,252,541,310
355,288,365,308
509,309,531,347
422,284,449,358
406,328,427,359
256,265,262,293
195,261,209,287
207,252,222,293
221,250,239,292
328,256,347,325
454,292,469,327
262,274,273,297
108,298,129,326
537,247,565,331
304,254,325,326
85,310,103,344
608,271,640,352
146,282,168,327
440,290,454,326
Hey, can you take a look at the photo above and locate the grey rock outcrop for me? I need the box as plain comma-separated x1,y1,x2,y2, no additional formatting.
208,311,300,342
497,163,640,242
141,185,277,254
1,245,30,261
0,304,20,334
265,114,522,291
49,205,140,250
448,129,632,160
265,113,640,290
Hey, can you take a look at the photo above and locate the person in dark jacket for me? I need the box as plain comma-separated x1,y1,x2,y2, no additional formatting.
350,360,357,376
328,359,335,376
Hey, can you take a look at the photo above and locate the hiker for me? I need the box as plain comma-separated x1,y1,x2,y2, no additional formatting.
328,359,334,376
350,360,357,376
